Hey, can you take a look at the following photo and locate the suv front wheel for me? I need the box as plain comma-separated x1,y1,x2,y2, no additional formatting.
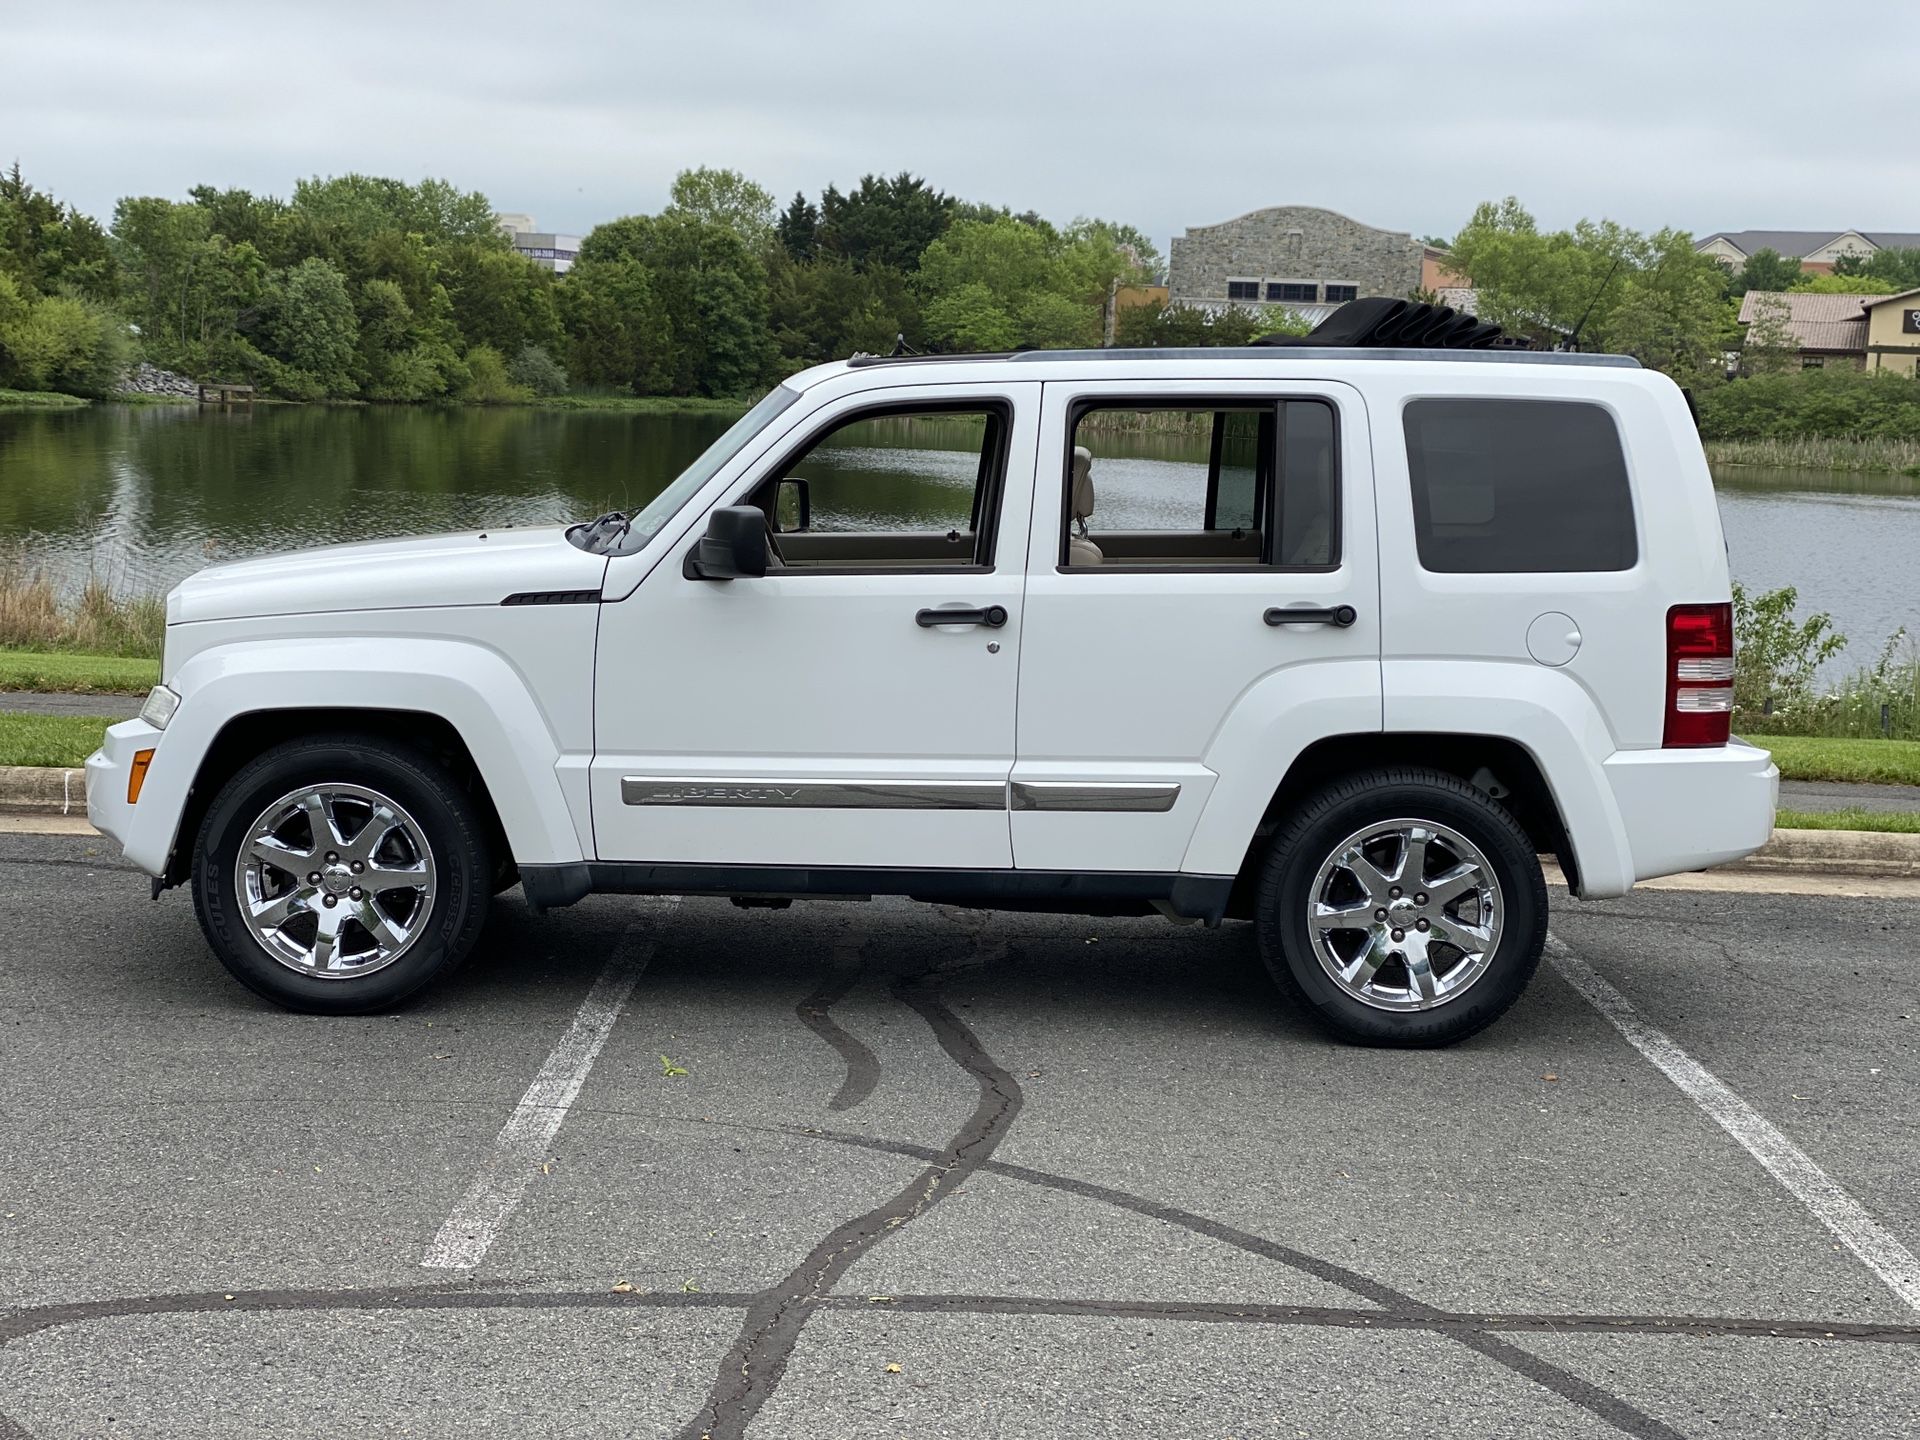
191,734,493,1014
1255,768,1547,1046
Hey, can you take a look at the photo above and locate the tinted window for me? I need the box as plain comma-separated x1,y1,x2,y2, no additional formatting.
1403,399,1636,573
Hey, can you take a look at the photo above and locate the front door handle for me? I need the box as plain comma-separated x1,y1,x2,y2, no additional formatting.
917,604,1008,629
1264,604,1357,628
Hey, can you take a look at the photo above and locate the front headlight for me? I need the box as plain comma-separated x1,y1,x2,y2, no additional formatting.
138,684,181,730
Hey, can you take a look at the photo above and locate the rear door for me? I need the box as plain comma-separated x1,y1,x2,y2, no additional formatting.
1013,378,1380,874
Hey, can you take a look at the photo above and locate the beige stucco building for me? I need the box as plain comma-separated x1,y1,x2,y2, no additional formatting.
1863,288,1920,375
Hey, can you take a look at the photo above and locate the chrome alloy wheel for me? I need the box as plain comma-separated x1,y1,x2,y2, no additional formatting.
1306,818,1504,1012
234,783,437,979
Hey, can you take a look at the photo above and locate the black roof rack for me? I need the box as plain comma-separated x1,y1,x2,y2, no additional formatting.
1253,296,1505,350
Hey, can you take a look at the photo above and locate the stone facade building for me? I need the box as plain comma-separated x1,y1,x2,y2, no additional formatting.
1167,206,1426,321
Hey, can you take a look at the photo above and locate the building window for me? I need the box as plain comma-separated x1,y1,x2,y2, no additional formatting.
1226,279,1261,301
1267,282,1317,303
1324,284,1359,304
1801,356,1824,370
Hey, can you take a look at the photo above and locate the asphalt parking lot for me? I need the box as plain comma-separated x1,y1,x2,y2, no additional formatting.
1,826,1916,1439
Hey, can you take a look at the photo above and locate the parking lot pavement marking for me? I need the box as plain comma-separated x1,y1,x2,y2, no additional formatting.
421,906,673,1270
1547,933,1920,1314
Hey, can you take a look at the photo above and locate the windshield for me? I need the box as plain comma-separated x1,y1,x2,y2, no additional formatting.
614,384,801,553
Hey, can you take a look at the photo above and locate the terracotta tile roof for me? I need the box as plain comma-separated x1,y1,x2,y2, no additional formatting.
1736,291,1868,352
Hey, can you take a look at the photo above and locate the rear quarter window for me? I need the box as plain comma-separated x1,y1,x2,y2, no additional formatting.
1403,398,1637,573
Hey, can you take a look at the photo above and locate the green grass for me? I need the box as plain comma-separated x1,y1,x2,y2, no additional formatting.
0,388,89,410
0,713,110,768
1775,808,1920,835
0,649,158,694
1749,735,1920,786
1705,436,1920,476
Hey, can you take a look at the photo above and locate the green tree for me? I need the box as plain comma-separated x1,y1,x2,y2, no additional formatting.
1834,246,1920,291
820,173,953,272
560,256,672,394
767,251,916,365
1741,292,1799,375
667,167,776,247
776,192,820,261
1116,302,1308,347
0,163,116,302
574,213,771,394
1792,272,1896,295
915,216,1142,352
264,256,359,396
1727,247,1801,297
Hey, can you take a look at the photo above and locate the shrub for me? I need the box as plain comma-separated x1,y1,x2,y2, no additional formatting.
461,344,531,404
1697,368,1920,442
507,343,569,396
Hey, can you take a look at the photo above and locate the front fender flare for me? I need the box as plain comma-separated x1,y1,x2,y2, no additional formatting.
124,637,587,877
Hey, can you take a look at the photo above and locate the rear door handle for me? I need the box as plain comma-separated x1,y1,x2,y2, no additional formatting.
1264,604,1357,628
917,604,1008,629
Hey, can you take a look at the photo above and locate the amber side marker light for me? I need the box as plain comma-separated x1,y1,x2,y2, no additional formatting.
127,749,155,805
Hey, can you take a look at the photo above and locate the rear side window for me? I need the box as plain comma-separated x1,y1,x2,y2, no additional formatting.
1403,398,1637,573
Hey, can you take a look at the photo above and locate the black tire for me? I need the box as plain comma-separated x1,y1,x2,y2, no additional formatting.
1254,767,1546,1047
191,733,493,1014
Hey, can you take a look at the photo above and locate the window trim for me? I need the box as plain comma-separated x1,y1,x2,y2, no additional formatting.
729,397,1015,576
1055,396,1344,576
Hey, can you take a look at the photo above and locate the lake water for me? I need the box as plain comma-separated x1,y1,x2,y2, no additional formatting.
3,403,1917,666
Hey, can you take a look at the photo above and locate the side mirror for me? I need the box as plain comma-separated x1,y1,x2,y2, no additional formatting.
775,476,811,533
684,506,771,580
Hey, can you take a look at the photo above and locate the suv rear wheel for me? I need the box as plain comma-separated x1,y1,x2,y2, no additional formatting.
191,734,493,1014
1255,767,1546,1046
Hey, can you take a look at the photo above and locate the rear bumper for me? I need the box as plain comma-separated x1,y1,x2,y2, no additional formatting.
1602,739,1779,883
85,718,168,874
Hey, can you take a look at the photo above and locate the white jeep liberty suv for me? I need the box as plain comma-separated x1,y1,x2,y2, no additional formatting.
88,300,1778,1046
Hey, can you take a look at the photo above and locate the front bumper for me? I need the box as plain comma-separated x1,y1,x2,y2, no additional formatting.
1603,738,1780,882
85,718,168,872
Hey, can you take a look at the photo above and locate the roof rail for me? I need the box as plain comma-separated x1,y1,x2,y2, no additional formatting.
848,347,1637,369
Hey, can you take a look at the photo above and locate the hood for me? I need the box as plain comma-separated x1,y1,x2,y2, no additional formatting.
167,527,610,625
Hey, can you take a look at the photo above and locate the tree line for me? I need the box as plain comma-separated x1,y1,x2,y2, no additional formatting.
9,163,1919,405
5,163,1280,402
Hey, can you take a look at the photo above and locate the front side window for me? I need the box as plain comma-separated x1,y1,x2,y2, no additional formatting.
746,403,1009,570
1403,398,1637,573
1059,399,1339,570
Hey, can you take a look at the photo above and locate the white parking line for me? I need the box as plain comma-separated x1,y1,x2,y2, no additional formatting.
421,907,672,1269
1547,932,1920,1313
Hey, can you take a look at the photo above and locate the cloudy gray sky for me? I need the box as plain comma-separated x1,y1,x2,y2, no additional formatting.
7,0,1916,250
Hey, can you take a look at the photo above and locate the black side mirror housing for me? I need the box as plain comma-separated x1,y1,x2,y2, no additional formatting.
684,505,771,580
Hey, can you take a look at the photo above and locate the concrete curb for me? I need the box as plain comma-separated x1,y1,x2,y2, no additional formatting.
0,765,90,817
1,765,1916,879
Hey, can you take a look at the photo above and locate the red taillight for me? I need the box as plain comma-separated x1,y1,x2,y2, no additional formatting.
1664,603,1734,747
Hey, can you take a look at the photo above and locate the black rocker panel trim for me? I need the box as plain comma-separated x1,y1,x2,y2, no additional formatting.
517,862,1233,922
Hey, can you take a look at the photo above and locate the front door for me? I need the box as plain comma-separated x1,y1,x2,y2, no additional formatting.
1013,377,1381,874
590,381,1039,870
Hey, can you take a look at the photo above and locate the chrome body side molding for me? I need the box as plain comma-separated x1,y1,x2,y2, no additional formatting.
621,777,1005,810
1011,781,1181,813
